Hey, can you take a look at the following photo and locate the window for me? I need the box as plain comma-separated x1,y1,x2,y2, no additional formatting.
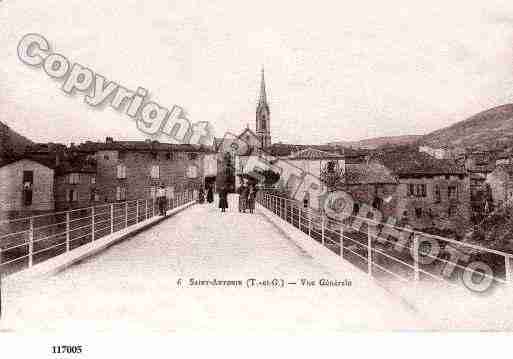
104,155,109,160
448,205,456,217
186,165,198,178
116,186,127,201
408,183,426,197
166,152,172,160
22,170,33,206
67,189,78,202
372,197,383,210
352,203,360,215
434,185,441,203
150,165,160,179
327,161,336,173
415,184,426,197
117,164,127,179
448,185,458,200
90,189,99,201
415,208,423,218
69,173,80,184
91,176,96,185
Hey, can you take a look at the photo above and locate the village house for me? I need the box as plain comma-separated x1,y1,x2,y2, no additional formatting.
486,164,513,207
339,162,399,220
54,156,98,211
495,149,513,166
0,157,55,218
370,151,471,233
76,137,212,203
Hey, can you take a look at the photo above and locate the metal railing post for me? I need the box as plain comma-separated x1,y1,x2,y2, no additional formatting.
367,226,373,277
298,206,302,231
28,218,34,267
91,206,95,241
340,223,344,259
308,210,312,237
145,200,148,220
125,201,128,228
321,215,325,246
66,212,70,252
136,200,139,223
412,234,420,281
110,204,114,233
505,255,512,285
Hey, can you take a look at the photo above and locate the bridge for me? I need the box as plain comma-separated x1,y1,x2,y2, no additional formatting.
0,192,512,331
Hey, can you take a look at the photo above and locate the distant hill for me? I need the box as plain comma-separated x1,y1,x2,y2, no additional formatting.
421,104,513,150
0,121,34,161
327,135,422,149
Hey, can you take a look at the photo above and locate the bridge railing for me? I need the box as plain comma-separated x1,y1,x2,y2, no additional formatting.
257,192,513,289
0,190,196,276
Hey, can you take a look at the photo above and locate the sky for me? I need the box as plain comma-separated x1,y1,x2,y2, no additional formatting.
2,0,513,145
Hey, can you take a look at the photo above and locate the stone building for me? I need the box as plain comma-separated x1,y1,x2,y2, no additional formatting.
76,138,211,203
0,158,55,218
340,162,399,219
54,157,98,211
370,151,471,233
486,164,513,207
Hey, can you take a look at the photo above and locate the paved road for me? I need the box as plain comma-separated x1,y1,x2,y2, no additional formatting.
1,195,424,332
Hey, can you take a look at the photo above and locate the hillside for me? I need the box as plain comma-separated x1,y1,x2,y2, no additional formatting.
327,135,422,149
0,121,34,161
421,104,513,150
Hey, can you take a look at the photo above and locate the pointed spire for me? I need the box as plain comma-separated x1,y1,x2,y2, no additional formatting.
258,67,267,105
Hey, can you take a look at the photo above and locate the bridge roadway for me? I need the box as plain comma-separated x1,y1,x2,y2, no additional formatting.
1,195,425,332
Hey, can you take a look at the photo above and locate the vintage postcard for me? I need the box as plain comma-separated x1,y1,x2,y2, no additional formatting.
1,0,513,354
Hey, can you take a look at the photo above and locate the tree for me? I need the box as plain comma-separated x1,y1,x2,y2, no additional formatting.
254,169,280,187
320,160,344,191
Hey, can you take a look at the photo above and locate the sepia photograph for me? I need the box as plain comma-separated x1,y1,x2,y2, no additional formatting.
1,0,513,355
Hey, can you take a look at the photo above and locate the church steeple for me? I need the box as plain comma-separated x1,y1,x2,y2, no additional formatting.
258,67,267,106
256,67,271,148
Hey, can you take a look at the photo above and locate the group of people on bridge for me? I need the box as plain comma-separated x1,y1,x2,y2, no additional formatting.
197,180,257,214
235,181,257,214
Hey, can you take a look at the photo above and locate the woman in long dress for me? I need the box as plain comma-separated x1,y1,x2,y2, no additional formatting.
198,187,205,203
219,187,228,212
206,185,214,203
248,185,257,214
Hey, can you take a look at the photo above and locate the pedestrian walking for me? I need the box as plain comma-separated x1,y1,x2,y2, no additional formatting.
206,185,214,203
198,187,205,204
248,185,257,214
157,184,167,216
238,181,249,213
219,187,229,212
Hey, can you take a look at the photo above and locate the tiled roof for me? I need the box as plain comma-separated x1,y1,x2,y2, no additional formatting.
372,150,466,176
344,163,398,185
287,148,343,160
0,156,56,169
265,143,366,158
55,158,96,175
77,140,213,153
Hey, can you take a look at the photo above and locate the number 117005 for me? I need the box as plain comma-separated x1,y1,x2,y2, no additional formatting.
51,346,83,354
